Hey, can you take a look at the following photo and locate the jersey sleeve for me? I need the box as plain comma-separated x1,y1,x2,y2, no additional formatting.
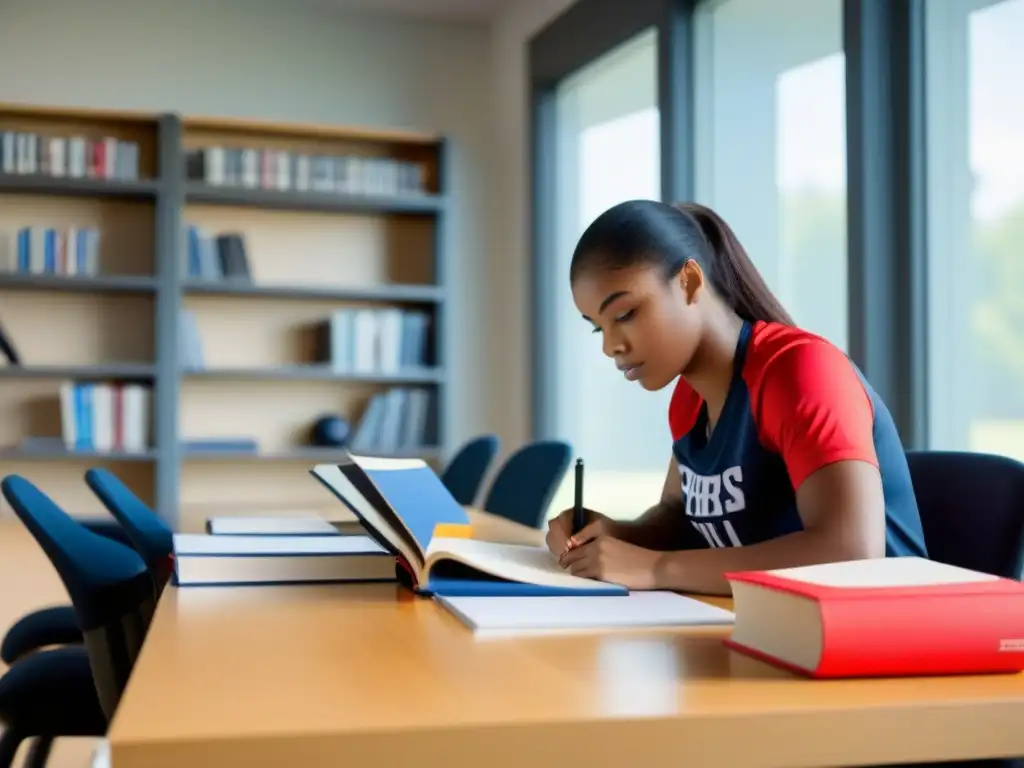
749,339,878,490
668,376,701,441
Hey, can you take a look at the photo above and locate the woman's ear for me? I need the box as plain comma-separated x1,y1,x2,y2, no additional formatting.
678,259,705,304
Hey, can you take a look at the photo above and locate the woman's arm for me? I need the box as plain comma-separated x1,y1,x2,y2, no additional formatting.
563,337,888,593
654,459,885,594
655,339,888,594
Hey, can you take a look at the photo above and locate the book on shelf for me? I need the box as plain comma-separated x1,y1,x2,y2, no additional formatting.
57,381,151,454
0,226,100,276
315,306,430,374
310,455,627,598
182,226,251,282
185,145,427,197
724,557,1024,678
0,131,139,180
171,532,396,587
350,387,432,453
179,310,204,371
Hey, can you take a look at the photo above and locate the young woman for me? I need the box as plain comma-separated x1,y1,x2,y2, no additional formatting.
546,200,928,595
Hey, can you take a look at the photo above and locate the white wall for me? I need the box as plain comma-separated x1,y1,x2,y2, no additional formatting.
0,0,493,446
487,0,578,449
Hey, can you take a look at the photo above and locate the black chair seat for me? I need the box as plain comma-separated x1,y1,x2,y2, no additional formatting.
0,646,105,736
1,606,80,665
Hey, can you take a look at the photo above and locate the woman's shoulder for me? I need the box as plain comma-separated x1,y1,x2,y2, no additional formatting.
744,321,850,384
743,321,870,419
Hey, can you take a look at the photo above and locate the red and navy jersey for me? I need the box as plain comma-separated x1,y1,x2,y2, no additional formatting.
668,320,928,557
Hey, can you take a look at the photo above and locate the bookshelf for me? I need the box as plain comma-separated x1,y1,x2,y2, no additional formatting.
0,104,450,531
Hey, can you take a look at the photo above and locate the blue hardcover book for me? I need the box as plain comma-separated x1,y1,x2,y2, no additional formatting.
310,456,627,598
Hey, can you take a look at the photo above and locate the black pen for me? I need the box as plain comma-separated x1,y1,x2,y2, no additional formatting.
572,457,586,535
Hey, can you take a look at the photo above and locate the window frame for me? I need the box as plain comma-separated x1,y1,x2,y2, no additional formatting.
529,0,929,447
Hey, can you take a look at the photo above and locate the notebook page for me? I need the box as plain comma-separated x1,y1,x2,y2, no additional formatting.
437,591,735,636
173,533,386,556
769,556,999,588
426,537,620,592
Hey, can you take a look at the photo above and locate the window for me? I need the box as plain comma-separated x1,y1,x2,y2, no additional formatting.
546,28,667,520
926,0,1024,461
693,0,847,350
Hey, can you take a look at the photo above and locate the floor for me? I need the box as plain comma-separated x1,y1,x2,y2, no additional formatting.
0,514,101,768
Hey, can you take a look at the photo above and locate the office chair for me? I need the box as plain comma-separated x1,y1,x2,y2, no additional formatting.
906,450,1024,580
84,467,175,592
1,475,157,763
480,440,573,529
439,434,501,506
0,645,106,767
1,518,137,665
906,450,1024,768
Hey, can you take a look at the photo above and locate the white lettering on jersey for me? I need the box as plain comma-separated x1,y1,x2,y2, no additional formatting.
678,464,747,547
678,464,745,519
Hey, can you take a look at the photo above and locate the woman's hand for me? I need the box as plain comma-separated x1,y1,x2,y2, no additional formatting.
559,532,660,589
545,507,615,557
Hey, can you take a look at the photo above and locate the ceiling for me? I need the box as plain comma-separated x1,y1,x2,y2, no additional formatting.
299,0,514,22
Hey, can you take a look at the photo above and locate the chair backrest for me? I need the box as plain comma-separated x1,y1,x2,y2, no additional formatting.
85,468,175,593
905,450,1024,579
481,440,573,529
1,475,155,720
440,434,501,506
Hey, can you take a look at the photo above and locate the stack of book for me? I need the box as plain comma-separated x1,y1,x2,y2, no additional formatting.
181,225,251,282
0,131,139,179
314,307,431,374
185,145,427,197
348,387,432,454
56,380,152,454
0,226,101,275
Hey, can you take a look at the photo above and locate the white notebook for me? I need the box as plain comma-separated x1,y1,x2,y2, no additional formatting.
436,591,735,638
206,515,365,537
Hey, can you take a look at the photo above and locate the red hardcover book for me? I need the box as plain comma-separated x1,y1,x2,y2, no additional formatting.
724,557,1024,678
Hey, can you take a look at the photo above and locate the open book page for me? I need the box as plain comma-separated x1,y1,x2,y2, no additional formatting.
310,464,425,570
768,557,1000,588
463,507,546,547
437,591,735,637
424,537,621,592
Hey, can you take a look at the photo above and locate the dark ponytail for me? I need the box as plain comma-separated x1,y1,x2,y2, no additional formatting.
569,199,794,326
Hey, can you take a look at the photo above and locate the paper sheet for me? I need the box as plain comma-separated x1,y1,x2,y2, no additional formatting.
436,591,735,637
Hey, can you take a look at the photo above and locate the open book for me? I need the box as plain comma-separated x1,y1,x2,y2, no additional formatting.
310,456,627,597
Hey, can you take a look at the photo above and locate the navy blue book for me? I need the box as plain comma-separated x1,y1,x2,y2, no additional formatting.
310,455,627,598
172,533,396,587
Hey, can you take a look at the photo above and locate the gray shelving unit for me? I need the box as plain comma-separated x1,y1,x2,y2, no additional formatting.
0,112,451,529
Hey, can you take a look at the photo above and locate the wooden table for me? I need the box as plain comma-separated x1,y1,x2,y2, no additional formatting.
107,515,1024,768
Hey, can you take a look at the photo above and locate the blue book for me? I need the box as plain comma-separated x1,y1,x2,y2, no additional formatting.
310,455,627,598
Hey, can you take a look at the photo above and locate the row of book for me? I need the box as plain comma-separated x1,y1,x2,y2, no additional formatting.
182,225,251,282
185,146,428,197
0,226,101,276
315,307,431,374
0,131,140,180
58,381,152,453
350,386,433,454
